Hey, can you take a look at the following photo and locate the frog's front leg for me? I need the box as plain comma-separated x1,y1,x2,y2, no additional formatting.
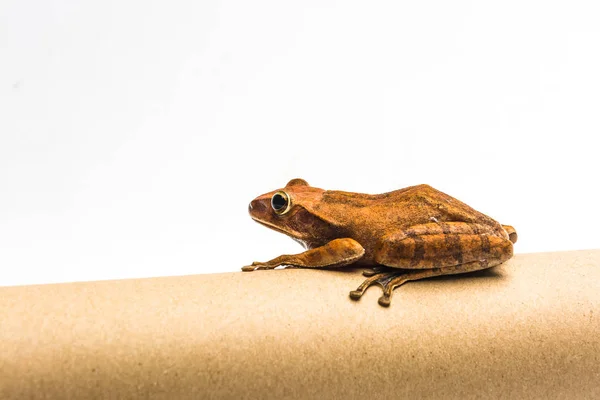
350,222,514,306
242,238,365,271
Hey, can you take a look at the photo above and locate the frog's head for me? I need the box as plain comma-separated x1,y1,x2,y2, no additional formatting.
248,178,334,245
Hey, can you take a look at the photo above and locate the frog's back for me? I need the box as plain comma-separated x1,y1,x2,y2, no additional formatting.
320,184,422,207
320,184,502,231
386,184,502,227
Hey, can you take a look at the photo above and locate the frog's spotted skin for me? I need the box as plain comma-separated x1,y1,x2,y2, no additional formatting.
243,179,516,307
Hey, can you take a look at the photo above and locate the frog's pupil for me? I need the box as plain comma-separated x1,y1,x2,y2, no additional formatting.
272,194,287,211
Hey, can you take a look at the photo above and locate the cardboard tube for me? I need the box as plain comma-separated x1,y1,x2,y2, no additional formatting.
1,250,599,399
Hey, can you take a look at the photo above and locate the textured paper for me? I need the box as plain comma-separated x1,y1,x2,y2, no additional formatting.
1,250,599,399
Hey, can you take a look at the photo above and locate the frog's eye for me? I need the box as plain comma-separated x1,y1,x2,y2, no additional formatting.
271,191,292,215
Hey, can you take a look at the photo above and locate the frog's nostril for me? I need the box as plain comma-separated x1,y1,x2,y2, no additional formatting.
249,199,265,214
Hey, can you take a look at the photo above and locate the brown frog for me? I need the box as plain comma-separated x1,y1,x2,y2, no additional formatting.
243,178,517,306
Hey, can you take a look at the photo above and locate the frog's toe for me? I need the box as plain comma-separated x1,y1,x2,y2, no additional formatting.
243,261,279,271
378,294,391,307
362,266,392,277
242,262,268,271
350,271,391,301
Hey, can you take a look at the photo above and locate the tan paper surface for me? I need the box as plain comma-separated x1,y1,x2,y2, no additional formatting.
1,250,599,399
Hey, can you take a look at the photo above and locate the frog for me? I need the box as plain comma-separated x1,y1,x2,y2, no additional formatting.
242,178,517,307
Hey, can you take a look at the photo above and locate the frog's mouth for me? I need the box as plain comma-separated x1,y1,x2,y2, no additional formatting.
251,217,304,239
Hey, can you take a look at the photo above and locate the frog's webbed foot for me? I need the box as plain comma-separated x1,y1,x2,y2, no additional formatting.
349,270,410,307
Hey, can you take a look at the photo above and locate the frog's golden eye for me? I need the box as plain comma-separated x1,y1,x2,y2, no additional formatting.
271,191,292,215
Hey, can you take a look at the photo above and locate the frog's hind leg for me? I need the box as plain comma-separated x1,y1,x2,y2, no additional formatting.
350,223,514,306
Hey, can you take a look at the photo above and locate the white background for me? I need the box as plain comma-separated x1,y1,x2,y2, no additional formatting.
1,0,599,286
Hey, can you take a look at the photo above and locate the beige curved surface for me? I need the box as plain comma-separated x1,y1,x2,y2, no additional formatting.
1,250,599,399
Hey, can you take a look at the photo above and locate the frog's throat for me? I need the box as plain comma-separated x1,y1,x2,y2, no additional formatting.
251,217,307,240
